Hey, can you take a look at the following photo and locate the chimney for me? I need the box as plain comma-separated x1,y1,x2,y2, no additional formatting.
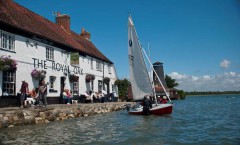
80,27,91,40
153,62,168,89
55,12,71,33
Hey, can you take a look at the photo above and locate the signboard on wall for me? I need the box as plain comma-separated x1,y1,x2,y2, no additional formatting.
32,58,83,75
70,52,79,66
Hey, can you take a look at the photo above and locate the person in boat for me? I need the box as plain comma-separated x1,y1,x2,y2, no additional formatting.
161,96,167,104
142,95,151,115
157,96,161,104
148,95,153,108
149,94,154,106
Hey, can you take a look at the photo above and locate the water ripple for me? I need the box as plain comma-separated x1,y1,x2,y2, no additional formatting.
0,95,240,145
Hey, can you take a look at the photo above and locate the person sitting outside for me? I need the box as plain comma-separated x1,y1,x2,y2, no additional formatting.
101,90,107,103
72,92,80,104
89,91,96,103
25,88,38,107
63,89,72,104
84,91,91,103
19,80,29,108
98,91,103,103
94,92,100,103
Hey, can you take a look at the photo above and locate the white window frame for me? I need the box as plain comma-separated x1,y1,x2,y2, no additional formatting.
96,60,102,72
73,82,79,95
46,46,54,60
112,84,114,92
2,71,15,96
0,30,15,52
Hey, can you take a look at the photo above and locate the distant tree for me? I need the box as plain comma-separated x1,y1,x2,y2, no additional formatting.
165,75,179,88
185,91,240,96
114,79,130,101
177,90,185,99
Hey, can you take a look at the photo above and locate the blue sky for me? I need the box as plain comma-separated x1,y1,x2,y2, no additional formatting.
14,0,240,91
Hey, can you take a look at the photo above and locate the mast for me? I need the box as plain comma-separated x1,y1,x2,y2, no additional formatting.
146,42,158,105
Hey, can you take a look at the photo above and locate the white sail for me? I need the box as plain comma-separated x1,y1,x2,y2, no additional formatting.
128,16,153,100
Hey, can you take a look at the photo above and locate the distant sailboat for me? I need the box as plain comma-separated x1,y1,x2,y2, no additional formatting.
127,16,173,115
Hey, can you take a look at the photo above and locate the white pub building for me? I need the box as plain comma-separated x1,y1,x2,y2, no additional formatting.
0,0,118,106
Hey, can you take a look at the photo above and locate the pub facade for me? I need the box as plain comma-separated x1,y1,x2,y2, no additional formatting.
0,0,118,105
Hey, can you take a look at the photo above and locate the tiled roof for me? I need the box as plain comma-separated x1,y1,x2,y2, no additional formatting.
155,86,169,92
0,0,112,64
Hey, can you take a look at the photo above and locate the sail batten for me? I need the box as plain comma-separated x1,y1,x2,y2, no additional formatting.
128,16,153,100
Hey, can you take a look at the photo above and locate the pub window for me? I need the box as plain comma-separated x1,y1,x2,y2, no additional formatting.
49,76,56,89
46,46,54,60
112,84,114,92
0,30,15,51
96,60,102,71
108,65,111,74
73,82,79,95
91,81,94,91
91,58,93,69
98,81,103,92
2,71,15,96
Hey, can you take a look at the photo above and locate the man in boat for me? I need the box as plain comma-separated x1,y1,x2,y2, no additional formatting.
142,95,151,115
149,94,154,107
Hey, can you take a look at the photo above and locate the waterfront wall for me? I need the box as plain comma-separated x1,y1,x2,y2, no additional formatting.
0,102,133,129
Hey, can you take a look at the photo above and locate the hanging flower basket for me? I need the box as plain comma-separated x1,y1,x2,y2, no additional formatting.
31,69,46,79
85,74,95,82
0,56,17,72
70,74,79,82
103,77,110,84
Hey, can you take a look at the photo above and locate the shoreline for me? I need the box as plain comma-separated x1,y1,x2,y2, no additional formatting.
0,102,134,129
186,93,239,97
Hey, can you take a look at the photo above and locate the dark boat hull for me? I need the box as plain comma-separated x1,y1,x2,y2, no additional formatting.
128,104,173,115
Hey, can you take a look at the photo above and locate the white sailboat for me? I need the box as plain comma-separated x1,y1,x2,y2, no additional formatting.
128,16,173,115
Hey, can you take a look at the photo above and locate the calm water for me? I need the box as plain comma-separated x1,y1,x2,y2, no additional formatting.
0,95,240,145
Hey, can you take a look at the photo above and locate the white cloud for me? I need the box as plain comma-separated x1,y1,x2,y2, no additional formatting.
229,72,236,77
192,76,198,81
168,71,240,91
224,72,237,77
220,59,231,69
168,72,187,79
203,75,212,80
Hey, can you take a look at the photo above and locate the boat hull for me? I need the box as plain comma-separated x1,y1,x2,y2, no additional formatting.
128,104,173,115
